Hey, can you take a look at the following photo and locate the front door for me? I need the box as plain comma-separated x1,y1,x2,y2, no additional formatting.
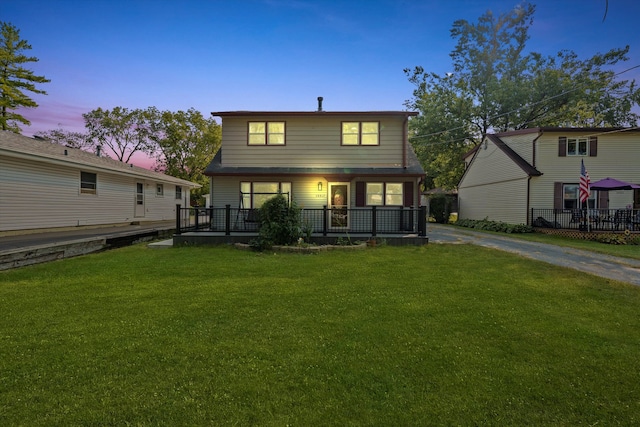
135,182,145,217
328,182,349,229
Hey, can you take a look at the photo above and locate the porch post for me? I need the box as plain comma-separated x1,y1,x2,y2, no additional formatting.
371,206,377,237
225,204,231,235
175,204,182,235
323,205,328,236
418,206,427,237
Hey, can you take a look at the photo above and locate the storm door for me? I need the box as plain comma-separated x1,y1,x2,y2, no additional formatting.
328,183,349,229
135,182,145,217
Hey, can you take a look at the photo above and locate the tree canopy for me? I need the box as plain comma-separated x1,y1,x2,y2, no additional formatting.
41,106,221,204
0,22,50,133
149,108,222,203
405,2,640,190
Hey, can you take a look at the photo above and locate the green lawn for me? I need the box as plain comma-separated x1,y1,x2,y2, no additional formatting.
1,244,639,425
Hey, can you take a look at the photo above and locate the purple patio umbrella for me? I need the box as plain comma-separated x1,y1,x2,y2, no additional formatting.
590,177,640,191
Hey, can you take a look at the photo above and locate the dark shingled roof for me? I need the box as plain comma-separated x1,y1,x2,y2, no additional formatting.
204,147,425,178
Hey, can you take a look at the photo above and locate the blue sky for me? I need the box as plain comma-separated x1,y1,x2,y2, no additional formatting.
4,0,639,141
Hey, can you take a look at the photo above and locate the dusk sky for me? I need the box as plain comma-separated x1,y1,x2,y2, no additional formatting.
4,0,639,166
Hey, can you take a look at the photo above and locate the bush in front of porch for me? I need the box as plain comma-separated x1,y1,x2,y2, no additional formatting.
250,194,302,250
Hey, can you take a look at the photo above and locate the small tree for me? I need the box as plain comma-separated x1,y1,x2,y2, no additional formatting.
429,195,451,224
252,194,302,250
0,22,50,132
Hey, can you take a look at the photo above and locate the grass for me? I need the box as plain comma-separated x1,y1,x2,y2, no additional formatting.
1,243,640,425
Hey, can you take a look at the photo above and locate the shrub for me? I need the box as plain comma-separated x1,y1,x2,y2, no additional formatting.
456,217,534,233
429,195,451,224
250,194,302,250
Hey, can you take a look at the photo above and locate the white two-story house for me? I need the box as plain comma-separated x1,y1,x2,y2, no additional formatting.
458,128,640,227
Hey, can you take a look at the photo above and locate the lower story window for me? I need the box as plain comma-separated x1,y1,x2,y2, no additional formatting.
563,184,596,209
175,185,182,200
241,182,291,208
80,171,97,194
366,182,403,206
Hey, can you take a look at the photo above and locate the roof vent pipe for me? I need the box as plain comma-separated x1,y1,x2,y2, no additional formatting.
317,96,323,112
96,145,102,157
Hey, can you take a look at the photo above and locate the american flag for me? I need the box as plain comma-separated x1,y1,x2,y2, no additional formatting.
579,159,590,203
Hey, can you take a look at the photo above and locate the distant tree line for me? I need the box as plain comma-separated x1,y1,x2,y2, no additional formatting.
36,107,221,204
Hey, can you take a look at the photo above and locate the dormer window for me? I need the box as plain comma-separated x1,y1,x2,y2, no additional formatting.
248,122,285,145
341,122,379,146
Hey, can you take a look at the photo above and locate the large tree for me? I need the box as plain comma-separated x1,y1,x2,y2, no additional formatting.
35,128,92,150
150,108,221,203
0,22,50,132
405,2,640,190
82,106,157,163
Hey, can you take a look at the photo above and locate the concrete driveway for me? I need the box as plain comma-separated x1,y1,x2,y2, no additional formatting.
426,223,640,286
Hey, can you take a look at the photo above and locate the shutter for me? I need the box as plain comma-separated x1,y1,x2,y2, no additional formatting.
403,181,414,207
355,182,366,207
589,136,597,157
598,190,608,209
554,182,563,210
558,137,567,157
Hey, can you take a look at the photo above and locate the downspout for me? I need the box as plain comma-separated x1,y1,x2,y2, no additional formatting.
402,115,408,169
526,130,544,225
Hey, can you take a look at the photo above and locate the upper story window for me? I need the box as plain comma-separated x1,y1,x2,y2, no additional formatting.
342,122,379,146
558,136,597,157
567,138,588,156
248,122,285,145
80,171,97,195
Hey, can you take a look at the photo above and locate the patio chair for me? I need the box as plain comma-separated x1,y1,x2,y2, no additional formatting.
612,209,632,231
569,209,583,228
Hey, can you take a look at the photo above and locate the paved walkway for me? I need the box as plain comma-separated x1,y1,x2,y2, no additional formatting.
426,223,640,286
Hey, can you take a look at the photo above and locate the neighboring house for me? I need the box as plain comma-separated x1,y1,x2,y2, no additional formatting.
458,127,640,225
0,131,199,233
204,100,425,233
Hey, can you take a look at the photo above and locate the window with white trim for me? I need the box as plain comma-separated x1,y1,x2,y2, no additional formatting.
567,138,588,156
240,182,292,208
80,171,97,194
175,185,182,200
366,182,403,206
248,122,285,145
342,122,379,145
563,184,596,209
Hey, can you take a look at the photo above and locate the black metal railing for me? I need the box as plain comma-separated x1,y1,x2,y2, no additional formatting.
176,204,427,236
531,208,640,231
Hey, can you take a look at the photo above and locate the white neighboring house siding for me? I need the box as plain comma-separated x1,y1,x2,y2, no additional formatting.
219,115,405,168
0,156,190,232
529,132,640,210
458,138,530,224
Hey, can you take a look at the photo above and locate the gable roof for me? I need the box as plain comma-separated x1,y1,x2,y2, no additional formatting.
459,134,542,186
204,146,425,178
0,131,200,188
486,134,542,176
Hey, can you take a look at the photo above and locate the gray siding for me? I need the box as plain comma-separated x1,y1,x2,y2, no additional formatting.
219,115,406,168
